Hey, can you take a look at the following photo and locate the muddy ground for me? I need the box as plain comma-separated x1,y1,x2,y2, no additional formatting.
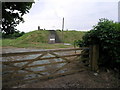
17,69,120,88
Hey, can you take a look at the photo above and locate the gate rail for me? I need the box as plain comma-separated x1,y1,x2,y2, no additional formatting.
1,47,89,87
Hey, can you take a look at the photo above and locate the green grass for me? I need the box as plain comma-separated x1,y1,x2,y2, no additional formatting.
56,30,86,44
14,30,49,44
0,39,2,46
0,39,13,47
1,30,86,49
1,39,74,49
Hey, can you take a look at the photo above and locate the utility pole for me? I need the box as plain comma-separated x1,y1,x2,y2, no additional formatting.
62,17,64,43
62,17,64,31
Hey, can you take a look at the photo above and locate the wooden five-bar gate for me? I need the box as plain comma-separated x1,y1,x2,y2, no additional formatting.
1,45,99,88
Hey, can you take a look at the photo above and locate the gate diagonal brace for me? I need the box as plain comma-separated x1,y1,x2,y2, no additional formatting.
48,52,81,74
49,52,71,63
10,52,47,78
50,56,79,75
3,64,46,81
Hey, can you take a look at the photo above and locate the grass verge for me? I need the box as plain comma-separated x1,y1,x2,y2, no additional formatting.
1,39,74,49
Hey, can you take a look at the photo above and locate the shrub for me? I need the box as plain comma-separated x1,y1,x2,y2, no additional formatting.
76,18,120,69
74,40,84,47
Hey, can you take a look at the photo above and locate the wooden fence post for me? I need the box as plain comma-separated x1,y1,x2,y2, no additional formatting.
89,45,93,70
89,45,99,71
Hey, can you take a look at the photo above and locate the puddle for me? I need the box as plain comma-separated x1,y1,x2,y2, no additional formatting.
64,43,71,45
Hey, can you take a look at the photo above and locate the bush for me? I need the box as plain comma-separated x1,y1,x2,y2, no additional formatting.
74,40,84,47
2,30,25,39
76,18,120,69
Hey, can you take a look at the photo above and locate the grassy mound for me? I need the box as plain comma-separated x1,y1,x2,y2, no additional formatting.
14,30,86,44
1,30,86,49
14,30,49,44
56,30,85,44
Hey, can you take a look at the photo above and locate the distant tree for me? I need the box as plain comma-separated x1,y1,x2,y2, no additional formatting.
2,30,25,39
2,2,34,35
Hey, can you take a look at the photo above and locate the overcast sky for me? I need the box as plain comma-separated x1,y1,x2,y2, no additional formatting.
16,0,119,32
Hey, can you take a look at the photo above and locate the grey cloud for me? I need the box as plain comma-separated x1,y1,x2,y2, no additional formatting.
16,1,118,32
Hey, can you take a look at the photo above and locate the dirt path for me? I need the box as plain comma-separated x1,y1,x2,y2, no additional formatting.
17,69,120,88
